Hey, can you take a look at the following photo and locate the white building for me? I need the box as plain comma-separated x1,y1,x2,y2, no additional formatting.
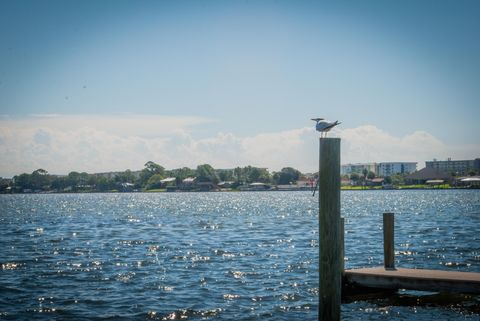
376,162,417,177
341,163,377,176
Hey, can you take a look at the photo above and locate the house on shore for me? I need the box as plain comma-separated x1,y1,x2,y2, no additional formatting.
218,181,235,190
367,178,385,187
160,177,177,191
458,176,480,188
196,182,216,192
405,167,452,185
236,182,272,191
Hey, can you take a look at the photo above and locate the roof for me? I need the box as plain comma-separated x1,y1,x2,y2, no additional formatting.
218,181,234,186
182,177,196,183
160,177,176,183
405,167,452,180
426,180,444,184
461,177,480,182
249,182,267,186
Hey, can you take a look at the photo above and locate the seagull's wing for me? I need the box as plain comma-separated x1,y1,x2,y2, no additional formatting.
316,121,329,131
323,121,341,132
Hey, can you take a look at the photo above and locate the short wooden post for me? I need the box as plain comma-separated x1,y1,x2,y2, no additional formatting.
319,138,341,321
383,212,395,270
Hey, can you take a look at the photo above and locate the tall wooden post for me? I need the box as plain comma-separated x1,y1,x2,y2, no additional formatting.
383,212,395,270
319,138,341,321
340,217,345,273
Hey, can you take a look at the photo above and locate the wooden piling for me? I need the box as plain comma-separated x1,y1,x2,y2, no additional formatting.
344,213,480,296
383,212,395,270
340,217,345,273
319,138,341,321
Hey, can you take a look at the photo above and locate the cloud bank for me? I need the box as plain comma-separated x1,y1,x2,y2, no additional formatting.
0,115,478,177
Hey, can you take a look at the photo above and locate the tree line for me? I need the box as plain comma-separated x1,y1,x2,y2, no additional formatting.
2,161,304,193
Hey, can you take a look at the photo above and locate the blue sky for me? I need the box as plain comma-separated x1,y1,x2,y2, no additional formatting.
0,0,479,176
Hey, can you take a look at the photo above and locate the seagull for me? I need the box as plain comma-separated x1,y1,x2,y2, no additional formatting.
312,118,341,138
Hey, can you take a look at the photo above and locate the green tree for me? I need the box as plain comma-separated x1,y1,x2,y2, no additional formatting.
0,178,11,193
196,164,218,183
245,166,271,183
146,174,165,189
350,173,360,185
391,173,405,186
51,176,69,191
65,171,90,191
367,171,375,180
168,167,195,186
384,176,392,184
274,167,301,185
87,174,98,187
31,169,51,190
13,173,32,191
233,167,245,184
362,169,368,180
79,172,89,185
115,169,136,184
96,176,115,191
139,161,165,187
217,169,234,182
67,171,81,188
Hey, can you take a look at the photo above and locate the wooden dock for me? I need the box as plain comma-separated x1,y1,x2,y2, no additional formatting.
315,139,478,320
344,267,480,294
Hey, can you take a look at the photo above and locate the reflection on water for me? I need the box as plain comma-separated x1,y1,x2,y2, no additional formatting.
0,190,479,320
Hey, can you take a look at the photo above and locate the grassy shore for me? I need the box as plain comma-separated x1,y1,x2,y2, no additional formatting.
341,184,452,190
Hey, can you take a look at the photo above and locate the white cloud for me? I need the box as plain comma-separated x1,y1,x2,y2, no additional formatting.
0,115,478,177
338,125,478,167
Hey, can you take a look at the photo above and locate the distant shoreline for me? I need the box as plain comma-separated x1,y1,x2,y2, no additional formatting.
1,186,478,195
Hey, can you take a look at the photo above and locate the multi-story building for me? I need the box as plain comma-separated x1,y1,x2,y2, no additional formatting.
341,163,377,176
342,162,417,177
425,158,480,175
376,162,417,177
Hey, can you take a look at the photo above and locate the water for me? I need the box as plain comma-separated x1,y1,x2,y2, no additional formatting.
0,190,479,320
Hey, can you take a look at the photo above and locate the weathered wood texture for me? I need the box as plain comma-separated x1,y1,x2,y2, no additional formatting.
319,138,341,321
340,217,345,273
383,213,395,270
344,267,480,294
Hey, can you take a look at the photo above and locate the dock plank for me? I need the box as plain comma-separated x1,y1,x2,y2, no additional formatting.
344,267,480,294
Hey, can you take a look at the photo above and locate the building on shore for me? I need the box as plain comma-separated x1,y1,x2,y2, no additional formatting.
341,162,417,177
405,167,452,185
341,163,377,176
425,158,480,175
376,162,417,177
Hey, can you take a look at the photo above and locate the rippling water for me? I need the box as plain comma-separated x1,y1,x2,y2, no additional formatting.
0,190,479,320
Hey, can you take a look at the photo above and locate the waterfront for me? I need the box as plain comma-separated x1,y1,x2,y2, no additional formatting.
0,190,479,320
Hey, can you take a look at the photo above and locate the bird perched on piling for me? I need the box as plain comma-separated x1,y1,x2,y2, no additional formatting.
311,118,341,138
